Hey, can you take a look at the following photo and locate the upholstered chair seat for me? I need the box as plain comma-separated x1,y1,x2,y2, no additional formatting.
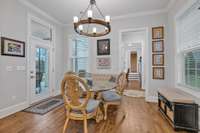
72,99,100,114
102,91,121,102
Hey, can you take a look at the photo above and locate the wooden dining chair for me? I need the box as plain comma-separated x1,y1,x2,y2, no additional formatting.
102,72,127,120
61,74,100,133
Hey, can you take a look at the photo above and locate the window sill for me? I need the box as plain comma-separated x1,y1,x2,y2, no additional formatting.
176,83,200,99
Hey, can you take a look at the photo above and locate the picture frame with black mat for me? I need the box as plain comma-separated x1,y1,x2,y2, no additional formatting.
1,37,25,57
97,39,110,55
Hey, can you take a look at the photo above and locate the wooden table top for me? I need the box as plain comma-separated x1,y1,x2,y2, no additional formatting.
158,88,195,104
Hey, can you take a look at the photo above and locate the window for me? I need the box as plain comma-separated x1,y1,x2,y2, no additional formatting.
177,1,200,90
184,50,200,89
70,38,89,73
31,20,52,41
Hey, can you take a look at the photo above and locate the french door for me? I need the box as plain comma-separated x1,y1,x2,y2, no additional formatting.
29,38,52,103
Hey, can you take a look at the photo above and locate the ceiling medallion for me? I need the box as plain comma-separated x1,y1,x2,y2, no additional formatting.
73,0,111,37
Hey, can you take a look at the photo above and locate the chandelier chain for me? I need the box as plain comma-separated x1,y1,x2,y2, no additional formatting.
95,3,105,18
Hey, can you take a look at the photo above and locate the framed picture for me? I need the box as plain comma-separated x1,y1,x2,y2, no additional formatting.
152,40,164,52
97,57,111,69
1,37,25,57
153,67,165,80
152,26,164,39
152,54,164,66
97,39,110,55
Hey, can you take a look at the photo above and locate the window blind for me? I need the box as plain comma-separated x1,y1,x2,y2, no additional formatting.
71,38,89,73
178,1,200,52
184,50,200,89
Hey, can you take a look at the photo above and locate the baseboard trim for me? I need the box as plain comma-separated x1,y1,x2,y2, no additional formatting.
145,96,158,103
0,101,29,119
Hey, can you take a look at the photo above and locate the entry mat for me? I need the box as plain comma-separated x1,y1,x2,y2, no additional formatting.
24,98,64,115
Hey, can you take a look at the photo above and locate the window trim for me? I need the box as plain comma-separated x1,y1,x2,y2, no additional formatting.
175,0,200,98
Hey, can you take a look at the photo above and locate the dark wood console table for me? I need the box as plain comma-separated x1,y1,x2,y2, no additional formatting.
158,88,199,133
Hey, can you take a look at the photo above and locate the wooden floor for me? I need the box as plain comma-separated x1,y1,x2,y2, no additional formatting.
0,97,188,133
127,80,142,90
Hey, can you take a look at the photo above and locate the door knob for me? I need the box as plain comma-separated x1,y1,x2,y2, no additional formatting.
30,75,35,79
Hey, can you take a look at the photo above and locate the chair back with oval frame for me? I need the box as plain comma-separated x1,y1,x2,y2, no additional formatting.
116,72,127,95
61,74,96,133
61,74,91,112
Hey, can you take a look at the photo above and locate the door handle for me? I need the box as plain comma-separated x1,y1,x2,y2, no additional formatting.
30,75,35,79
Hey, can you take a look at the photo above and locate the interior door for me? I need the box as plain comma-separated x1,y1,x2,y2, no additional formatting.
30,39,51,103
130,53,137,72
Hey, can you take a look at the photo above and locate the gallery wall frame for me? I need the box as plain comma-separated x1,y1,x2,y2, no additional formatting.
152,40,164,52
153,67,165,80
152,54,164,66
152,26,164,40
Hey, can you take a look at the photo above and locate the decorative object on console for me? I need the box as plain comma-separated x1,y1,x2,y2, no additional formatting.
152,54,164,66
97,39,110,55
97,57,111,69
152,26,164,39
1,37,25,57
152,40,164,52
73,0,111,37
153,67,164,80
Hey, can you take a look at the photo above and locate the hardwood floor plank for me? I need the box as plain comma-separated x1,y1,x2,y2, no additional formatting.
0,97,188,133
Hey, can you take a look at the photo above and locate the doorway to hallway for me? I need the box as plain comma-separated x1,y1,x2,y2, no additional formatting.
119,28,148,91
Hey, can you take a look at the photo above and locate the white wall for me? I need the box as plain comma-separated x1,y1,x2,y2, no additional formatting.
64,12,170,101
0,0,64,118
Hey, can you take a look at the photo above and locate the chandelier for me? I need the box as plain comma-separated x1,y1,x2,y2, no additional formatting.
73,0,111,37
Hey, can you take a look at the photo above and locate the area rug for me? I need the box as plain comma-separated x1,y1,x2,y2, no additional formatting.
123,90,145,98
24,98,64,115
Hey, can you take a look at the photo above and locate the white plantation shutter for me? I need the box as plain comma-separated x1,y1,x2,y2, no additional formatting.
184,50,200,89
71,38,89,73
177,1,200,52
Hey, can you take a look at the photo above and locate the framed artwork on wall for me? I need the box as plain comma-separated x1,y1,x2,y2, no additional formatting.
152,54,164,66
97,39,110,55
153,67,165,80
152,26,164,39
152,40,164,52
1,37,25,57
97,57,111,69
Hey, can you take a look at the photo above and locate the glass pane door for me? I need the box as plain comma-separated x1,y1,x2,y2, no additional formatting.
30,40,51,104
35,47,49,95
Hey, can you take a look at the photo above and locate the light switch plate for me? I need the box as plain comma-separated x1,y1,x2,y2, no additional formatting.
16,66,26,71
6,66,13,71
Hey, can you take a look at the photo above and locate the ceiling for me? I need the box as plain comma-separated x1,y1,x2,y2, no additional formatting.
26,0,171,24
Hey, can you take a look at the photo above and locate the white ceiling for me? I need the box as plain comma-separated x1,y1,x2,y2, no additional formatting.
26,0,171,24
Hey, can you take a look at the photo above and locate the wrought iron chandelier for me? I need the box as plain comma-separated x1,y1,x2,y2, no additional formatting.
73,0,111,37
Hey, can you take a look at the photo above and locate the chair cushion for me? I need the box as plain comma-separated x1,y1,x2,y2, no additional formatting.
86,99,100,113
72,99,100,114
102,91,121,102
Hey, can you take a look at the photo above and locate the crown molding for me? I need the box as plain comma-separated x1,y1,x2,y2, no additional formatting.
18,0,175,27
18,0,63,26
112,9,167,20
64,8,167,27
